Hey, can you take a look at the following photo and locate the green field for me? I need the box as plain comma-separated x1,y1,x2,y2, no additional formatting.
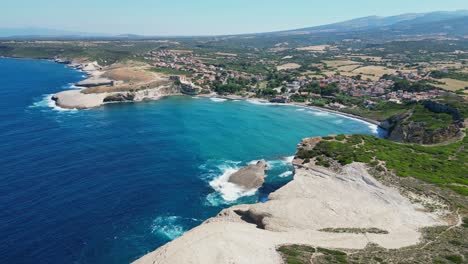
297,134,468,195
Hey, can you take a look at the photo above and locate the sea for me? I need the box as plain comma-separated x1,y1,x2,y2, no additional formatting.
0,58,385,263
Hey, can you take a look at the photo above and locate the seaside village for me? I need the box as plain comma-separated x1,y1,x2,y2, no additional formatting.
142,49,446,108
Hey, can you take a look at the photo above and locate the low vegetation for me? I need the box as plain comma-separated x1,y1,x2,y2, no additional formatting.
297,134,468,195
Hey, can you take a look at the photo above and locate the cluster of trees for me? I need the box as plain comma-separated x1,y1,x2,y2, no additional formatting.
391,79,436,92
256,88,277,97
300,82,340,96
431,70,468,82
212,77,254,94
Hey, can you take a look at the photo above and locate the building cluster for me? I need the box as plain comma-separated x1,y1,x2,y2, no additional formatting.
144,50,262,88
386,90,442,104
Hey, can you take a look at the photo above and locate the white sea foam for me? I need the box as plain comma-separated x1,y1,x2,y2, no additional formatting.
29,94,78,112
307,110,330,117
208,166,257,202
279,171,293,178
246,99,274,105
210,97,227,102
151,216,185,240
296,108,305,111
333,119,344,124
335,114,380,135
201,160,258,204
266,156,294,168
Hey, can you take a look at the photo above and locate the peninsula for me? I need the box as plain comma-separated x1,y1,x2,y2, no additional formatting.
135,134,467,264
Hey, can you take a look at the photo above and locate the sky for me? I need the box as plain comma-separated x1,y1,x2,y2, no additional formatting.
1,0,467,36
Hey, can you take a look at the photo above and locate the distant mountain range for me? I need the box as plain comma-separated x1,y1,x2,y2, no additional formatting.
272,10,468,35
1,10,467,39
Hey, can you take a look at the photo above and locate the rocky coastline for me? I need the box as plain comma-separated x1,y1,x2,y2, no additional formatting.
51,59,182,109
134,136,451,264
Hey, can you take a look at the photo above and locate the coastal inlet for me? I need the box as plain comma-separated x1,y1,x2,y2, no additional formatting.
0,58,382,264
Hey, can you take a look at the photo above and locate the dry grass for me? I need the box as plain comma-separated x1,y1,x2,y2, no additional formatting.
322,60,360,68
277,63,301,71
434,78,468,92
214,52,237,57
102,68,155,83
297,45,337,52
82,79,171,94
352,65,397,76
337,64,362,72
168,49,192,54
349,55,383,62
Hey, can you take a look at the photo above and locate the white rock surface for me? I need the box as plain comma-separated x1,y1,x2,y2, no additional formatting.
134,163,446,264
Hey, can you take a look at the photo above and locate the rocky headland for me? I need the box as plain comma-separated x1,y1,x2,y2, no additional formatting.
51,60,193,109
380,102,465,145
134,136,453,264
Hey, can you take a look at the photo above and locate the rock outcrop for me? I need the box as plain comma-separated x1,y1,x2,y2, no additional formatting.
381,103,464,145
228,160,269,189
133,137,447,264
53,83,179,109
387,121,463,144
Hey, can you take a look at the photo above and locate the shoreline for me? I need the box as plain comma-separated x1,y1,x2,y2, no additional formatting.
198,93,383,128
0,57,383,129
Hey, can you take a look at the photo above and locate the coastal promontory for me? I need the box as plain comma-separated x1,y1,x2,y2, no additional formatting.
134,135,466,264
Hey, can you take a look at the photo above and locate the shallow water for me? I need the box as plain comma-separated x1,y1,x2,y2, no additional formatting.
0,58,384,263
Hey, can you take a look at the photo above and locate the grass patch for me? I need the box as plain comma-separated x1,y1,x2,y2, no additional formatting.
149,67,192,76
278,245,316,264
319,227,389,234
297,134,468,195
407,105,454,130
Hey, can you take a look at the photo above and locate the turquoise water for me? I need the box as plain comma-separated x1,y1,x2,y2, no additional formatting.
0,58,384,263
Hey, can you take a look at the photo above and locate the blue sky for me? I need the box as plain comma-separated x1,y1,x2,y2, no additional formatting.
2,0,467,35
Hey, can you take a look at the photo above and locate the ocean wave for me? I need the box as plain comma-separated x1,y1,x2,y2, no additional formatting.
210,97,227,102
296,108,305,111
333,119,344,124
266,156,294,169
151,216,185,240
307,110,330,117
279,171,293,178
200,160,258,204
29,94,78,112
335,114,379,135
202,156,294,205
208,166,257,202
246,99,276,105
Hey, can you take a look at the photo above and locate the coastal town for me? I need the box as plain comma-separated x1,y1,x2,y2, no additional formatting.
138,47,464,112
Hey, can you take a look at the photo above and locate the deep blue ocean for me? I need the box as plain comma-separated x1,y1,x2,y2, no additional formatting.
0,58,383,263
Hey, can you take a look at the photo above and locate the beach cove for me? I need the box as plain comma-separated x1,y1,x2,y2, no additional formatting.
0,58,383,263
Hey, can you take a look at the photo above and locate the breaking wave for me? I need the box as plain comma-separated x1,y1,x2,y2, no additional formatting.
279,171,293,177
28,94,78,112
151,216,186,240
210,97,227,102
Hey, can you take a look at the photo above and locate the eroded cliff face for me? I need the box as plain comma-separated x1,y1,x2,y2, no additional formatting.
381,102,464,145
387,121,463,144
133,137,448,264
103,83,180,103
53,83,180,109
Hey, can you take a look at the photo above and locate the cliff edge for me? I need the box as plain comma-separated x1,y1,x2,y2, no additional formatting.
133,136,449,264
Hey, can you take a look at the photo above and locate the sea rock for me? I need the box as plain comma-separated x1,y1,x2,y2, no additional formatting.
228,160,269,189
